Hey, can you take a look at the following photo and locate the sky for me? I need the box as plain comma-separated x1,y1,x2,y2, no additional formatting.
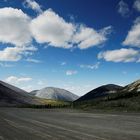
0,0,140,96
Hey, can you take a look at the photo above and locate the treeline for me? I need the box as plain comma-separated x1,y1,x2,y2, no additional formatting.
19,104,71,109
72,91,140,111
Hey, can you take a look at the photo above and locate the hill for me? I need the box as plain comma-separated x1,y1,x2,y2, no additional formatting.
76,84,122,102
0,81,40,106
0,81,71,108
35,87,79,101
30,90,39,96
74,80,140,111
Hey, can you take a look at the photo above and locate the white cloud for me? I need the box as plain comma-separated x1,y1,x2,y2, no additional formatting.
118,0,130,17
23,0,42,13
26,58,41,63
98,48,139,62
5,76,32,84
0,46,37,62
73,25,112,49
0,7,112,63
0,47,24,61
133,0,140,12
30,9,75,48
123,17,140,48
80,62,100,70
30,9,112,49
21,85,34,92
66,70,78,76
0,7,31,46
0,7,39,62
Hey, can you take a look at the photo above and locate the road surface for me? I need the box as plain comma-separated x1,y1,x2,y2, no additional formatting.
0,108,140,140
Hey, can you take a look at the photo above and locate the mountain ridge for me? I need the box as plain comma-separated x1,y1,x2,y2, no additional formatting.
76,84,123,102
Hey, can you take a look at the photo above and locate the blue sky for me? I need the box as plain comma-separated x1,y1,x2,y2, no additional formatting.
0,0,140,96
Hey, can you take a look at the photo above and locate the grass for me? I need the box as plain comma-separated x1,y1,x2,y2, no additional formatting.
19,98,71,109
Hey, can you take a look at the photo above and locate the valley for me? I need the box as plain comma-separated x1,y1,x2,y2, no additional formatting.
0,0,140,139
0,79,140,140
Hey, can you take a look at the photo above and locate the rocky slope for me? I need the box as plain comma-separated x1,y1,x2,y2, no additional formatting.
35,87,79,101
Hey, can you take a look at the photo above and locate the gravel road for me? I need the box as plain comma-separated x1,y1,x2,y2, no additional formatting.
0,108,140,140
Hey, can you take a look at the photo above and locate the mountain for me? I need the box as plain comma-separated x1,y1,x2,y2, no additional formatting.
35,87,79,101
74,80,140,111
0,81,40,106
30,90,39,96
122,80,140,93
76,84,123,102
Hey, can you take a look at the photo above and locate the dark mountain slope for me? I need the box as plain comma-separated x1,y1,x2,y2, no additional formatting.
74,80,140,111
76,84,122,102
30,90,39,96
0,81,40,106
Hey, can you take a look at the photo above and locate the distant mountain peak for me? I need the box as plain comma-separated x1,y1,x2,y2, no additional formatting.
35,87,79,101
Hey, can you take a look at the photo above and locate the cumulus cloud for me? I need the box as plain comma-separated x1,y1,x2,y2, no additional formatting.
118,0,130,17
30,9,112,49
0,7,112,62
23,0,42,13
0,7,39,62
98,48,139,62
30,9,75,48
0,46,37,62
0,7,31,46
66,70,78,76
123,17,140,48
5,76,32,84
133,0,140,12
0,47,22,61
73,25,112,49
80,62,100,70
